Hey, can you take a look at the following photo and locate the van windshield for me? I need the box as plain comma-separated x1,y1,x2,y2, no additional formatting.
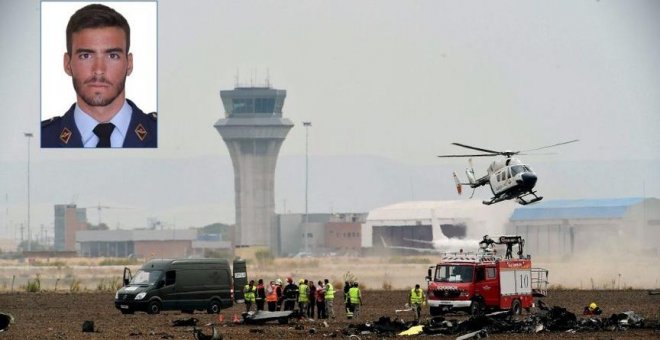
435,265,474,283
130,270,162,285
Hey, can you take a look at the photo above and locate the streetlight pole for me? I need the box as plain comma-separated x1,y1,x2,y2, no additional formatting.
302,121,311,253
24,132,33,252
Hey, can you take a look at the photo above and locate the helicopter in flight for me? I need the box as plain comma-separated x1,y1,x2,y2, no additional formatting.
438,140,578,205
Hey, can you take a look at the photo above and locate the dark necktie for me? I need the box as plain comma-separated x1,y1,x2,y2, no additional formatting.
93,123,115,148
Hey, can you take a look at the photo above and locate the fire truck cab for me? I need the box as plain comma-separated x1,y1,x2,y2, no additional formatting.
425,235,548,316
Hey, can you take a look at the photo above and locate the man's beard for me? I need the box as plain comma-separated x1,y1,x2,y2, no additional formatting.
72,73,127,107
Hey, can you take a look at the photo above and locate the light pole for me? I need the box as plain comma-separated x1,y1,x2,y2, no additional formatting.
302,121,311,253
24,132,33,252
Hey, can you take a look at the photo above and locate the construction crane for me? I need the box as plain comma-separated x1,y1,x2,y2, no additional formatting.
81,203,133,226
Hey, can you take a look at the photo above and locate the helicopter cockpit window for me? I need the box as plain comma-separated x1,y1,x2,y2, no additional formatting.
511,165,525,176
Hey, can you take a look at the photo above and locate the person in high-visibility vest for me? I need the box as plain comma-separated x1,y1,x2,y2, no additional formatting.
244,280,256,312
324,278,335,319
297,279,309,316
408,283,426,321
347,282,362,318
266,280,279,312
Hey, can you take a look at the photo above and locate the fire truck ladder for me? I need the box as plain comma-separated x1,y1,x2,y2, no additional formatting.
531,268,549,297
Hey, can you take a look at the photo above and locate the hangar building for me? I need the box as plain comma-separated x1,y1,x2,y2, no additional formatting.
362,200,515,254
508,197,660,259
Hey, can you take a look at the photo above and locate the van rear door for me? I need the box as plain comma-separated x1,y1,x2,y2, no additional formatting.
232,258,247,303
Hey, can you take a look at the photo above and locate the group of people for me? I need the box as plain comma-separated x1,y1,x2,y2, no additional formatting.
243,278,337,319
244,278,427,321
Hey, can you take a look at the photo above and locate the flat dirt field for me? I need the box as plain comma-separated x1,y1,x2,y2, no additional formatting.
0,290,657,339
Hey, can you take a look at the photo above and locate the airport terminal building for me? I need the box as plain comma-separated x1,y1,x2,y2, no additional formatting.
76,229,231,258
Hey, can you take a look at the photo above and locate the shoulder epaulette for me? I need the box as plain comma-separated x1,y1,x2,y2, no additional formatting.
41,116,62,127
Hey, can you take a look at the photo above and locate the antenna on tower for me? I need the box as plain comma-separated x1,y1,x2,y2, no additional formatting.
234,68,239,87
265,68,271,88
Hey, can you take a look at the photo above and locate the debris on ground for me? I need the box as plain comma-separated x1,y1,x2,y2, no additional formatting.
81,320,95,332
242,310,301,325
171,317,198,327
193,325,222,340
0,312,14,333
339,301,658,338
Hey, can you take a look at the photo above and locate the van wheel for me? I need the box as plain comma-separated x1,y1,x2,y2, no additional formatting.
207,299,221,314
510,299,522,315
469,300,483,316
147,301,161,314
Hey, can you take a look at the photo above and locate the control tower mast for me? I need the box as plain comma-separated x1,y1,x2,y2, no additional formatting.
214,84,293,248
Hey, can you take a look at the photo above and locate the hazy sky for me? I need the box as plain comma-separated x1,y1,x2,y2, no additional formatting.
1,0,659,239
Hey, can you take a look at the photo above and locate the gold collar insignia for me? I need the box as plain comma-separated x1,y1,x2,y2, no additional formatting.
135,124,147,141
59,128,72,144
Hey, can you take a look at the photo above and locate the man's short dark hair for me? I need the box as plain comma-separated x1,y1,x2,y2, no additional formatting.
66,4,130,55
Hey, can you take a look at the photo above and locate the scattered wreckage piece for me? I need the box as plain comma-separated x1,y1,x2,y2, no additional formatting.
193,325,222,340
171,317,198,327
455,329,489,340
81,320,95,333
0,313,15,333
241,310,301,325
345,316,411,337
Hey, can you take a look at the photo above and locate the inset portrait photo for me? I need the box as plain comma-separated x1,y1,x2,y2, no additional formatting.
41,1,157,148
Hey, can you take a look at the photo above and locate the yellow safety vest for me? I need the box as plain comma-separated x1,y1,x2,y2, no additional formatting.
244,285,256,302
348,287,361,304
410,288,424,304
325,283,334,300
298,283,309,302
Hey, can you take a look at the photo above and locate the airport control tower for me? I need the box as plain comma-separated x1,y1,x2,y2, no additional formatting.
215,84,293,248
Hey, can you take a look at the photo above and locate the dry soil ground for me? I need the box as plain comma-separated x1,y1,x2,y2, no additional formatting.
0,290,658,339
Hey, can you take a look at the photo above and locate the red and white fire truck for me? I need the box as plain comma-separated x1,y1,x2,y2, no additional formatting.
425,235,548,316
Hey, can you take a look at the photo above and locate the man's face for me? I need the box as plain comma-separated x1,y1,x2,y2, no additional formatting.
64,27,132,108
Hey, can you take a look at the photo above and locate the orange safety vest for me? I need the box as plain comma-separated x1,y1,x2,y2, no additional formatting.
266,284,278,302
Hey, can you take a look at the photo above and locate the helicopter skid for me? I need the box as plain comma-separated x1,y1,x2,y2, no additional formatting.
516,192,543,205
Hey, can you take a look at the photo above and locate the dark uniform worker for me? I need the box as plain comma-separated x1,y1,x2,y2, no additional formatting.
282,277,299,311
41,4,156,148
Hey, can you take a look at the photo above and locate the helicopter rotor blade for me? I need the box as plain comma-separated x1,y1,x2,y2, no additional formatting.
437,154,498,158
451,143,501,154
520,139,579,153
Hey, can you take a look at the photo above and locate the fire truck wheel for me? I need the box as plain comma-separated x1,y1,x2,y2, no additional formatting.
510,299,522,315
469,300,484,316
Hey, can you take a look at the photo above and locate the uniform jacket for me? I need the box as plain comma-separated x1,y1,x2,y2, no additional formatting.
41,99,157,148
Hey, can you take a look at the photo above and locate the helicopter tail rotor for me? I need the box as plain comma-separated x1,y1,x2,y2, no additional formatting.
453,172,462,195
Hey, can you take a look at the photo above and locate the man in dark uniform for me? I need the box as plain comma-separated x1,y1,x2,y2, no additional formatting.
41,4,156,148
282,277,299,311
